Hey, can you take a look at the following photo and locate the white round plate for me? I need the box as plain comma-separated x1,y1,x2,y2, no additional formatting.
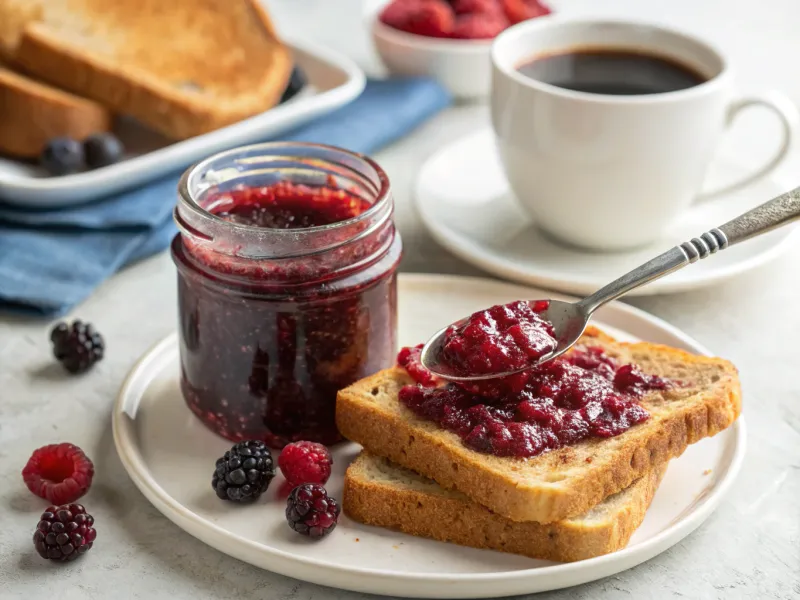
415,129,799,296
113,273,745,598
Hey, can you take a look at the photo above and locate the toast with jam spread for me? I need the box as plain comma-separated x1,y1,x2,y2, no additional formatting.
344,452,666,562
336,327,741,524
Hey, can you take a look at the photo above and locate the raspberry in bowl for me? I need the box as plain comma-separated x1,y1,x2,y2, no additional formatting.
172,142,402,448
370,0,551,99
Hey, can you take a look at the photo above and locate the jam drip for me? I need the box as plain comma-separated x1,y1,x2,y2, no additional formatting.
397,344,438,387
439,300,557,377
397,346,669,458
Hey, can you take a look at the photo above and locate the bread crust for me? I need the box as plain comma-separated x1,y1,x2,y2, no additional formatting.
343,453,666,562
336,328,742,523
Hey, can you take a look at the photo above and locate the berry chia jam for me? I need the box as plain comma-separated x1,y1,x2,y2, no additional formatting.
172,143,401,447
439,300,557,377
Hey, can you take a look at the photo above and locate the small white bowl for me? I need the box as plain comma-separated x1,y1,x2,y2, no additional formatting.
371,15,493,100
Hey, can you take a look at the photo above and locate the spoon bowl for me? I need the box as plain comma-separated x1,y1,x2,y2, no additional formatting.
419,299,590,382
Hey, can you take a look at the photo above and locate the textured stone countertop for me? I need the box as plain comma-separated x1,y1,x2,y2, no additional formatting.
1,0,799,598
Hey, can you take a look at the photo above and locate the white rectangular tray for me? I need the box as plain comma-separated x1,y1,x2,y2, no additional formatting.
0,36,365,208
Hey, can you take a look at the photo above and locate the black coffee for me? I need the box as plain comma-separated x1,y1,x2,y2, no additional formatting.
516,49,706,95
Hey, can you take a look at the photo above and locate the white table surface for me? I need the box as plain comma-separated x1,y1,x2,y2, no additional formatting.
1,1,799,598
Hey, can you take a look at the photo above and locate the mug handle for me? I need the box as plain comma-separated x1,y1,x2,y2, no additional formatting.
697,91,798,202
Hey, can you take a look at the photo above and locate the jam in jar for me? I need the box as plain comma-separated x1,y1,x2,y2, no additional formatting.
172,143,402,447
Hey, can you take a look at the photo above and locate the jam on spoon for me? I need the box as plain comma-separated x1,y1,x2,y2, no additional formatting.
436,300,557,378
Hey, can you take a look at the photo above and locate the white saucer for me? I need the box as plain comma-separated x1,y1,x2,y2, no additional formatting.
113,274,745,598
415,129,798,296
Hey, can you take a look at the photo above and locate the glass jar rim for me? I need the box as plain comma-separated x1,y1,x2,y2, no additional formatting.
176,141,391,239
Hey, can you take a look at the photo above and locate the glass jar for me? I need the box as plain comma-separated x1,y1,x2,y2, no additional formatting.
171,142,402,447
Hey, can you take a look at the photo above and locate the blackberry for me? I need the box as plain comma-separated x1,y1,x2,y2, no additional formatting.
50,320,105,374
279,66,307,104
33,504,96,562
212,440,275,503
285,483,340,539
40,137,84,176
84,133,125,169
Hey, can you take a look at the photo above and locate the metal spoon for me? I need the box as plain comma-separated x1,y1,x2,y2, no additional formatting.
421,185,800,382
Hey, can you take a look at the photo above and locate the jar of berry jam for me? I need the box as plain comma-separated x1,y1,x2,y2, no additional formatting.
171,142,402,447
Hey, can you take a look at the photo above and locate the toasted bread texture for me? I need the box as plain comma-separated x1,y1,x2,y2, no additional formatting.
337,327,741,523
4,0,292,139
344,452,666,562
0,65,111,157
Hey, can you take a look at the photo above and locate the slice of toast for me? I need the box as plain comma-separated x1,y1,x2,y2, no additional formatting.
0,65,111,158
344,452,666,562
5,0,292,140
337,327,741,523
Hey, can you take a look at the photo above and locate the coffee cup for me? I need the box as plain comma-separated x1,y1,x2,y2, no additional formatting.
491,18,797,251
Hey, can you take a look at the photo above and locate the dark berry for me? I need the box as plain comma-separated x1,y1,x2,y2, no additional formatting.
40,137,84,176
285,483,340,539
279,67,307,104
83,133,124,169
278,441,332,487
22,444,94,504
50,320,105,374
212,440,275,503
33,504,96,561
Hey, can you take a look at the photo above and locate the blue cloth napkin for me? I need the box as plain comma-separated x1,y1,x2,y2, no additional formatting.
0,78,450,317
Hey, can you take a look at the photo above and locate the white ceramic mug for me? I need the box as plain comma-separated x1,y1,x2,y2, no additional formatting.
491,18,798,251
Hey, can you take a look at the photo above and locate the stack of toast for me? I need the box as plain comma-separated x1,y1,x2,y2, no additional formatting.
336,327,742,562
0,0,292,158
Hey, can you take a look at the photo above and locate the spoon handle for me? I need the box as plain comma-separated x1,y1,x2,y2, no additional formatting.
577,185,800,314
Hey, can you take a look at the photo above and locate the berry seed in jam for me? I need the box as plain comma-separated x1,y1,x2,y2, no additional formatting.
397,345,669,458
439,300,557,377
173,144,401,448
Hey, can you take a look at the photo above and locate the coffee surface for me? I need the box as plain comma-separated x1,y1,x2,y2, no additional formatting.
516,49,706,95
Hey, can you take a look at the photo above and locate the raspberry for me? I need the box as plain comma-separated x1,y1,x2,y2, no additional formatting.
380,0,455,38
380,0,422,28
33,504,96,561
452,12,510,39
451,0,501,14
50,320,105,374
22,444,94,505
278,441,332,487
212,440,275,503
285,483,340,539
501,0,551,25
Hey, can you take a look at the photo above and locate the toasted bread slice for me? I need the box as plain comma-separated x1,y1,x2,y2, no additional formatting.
0,65,111,158
0,1,40,62
344,452,666,562
6,0,292,139
337,327,741,523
